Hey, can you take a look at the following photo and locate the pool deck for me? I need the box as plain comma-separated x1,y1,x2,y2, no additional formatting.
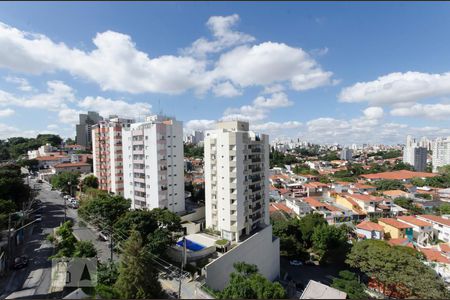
178,233,219,249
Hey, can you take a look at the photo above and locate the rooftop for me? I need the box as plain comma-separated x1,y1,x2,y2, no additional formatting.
418,215,450,227
388,238,414,248
348,193,384,203
383,190,409,197
361,170,438,180
54,162,91,168
300,280,347,299
419,248,450,264
379,218,413,229
356,220,384,232
302,197,326,208
397,216,432,227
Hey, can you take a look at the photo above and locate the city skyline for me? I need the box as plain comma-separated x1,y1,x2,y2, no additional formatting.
1,2,450,144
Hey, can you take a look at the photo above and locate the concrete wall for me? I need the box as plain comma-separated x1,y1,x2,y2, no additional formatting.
181,206,205,222
167,245,216,263
204,225,280,291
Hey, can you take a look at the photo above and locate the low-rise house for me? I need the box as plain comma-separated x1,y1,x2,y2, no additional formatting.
302,197,350,224
300,280,347,299
303,182,329,197
418,247,450,284
285,197,312,216
269,202,294,217
36,155,70,169
335,194,366,219
387,238,414,248
356,220,384,240
382,190,412,199
378,218,413,240
417,215,450,243
361,170,438,183
439,188,450,203
349,183,377,194
397,215,433,246
331,181,351,193
297,174,319,183
52,162,92,174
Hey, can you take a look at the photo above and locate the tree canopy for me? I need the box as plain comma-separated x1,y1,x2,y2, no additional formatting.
81,175,99,192
184,143,204,158
0,134,63,159
79,192,130,228
219,262,286,299
331,270,367,300
346,239,448,299
50,171,81,195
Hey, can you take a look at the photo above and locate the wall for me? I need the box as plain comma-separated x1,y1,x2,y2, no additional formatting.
204,225,280,291
378,222,403,239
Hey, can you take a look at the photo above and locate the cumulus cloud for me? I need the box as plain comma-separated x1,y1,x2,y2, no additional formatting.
222,92,293,121
0,108,14,117
58,108,82,124
0,123,36,139
4,76,33,91
363,106,384,119
251,121,302,132
0,18,334,97
182,14,255,57
212,81,242,97
339,71,450,105
215,42,333,91
78,96,151,120
0,81,74,111
185,119,216,132
390,103,450,120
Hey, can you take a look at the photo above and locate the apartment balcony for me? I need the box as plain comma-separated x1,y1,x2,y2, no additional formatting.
135,186,146,193
230,182,237,189
133,159,144,164
251,158,262,163
134,195,146,202
230,171,237,178
133,150,144,155
134,168,145,173
230,214,237,222
229,150,236,156
134,177,145,183
230,160,236,167
230,193,237,200
159,179,168,186
230,223,237,232
251,148,261,153
231,203,237,210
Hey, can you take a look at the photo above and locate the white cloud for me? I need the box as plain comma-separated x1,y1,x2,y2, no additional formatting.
185,119,216,132
262,84,285,94
363,106,384,119
212,81,242,98
0,123,36,139
0,108,15,117
47,124,59,130
215,42,333,91
253,92,293,108
4,76,33,91
339,71,450,104
390,103,450,120
222,104,267,122
78,96,151,120
252,121,302,132
0,80,74,111
182,14,255,57
58,108,82,124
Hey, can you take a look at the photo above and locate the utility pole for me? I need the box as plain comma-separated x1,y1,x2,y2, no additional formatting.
178,237,186,299
7,213,12,268
109,229,114,262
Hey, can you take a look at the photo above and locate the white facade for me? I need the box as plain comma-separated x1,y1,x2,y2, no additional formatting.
340,148,353,161
122,115,185,213
204,121,270,242
432,137,450,173
27,143,57,159
403,135,427,171
285,197,312,216
417,215,450,243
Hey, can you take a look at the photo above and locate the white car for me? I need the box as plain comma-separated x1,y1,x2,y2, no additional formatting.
289,260,303,266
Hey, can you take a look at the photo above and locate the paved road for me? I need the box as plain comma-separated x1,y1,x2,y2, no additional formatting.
0,178,65,299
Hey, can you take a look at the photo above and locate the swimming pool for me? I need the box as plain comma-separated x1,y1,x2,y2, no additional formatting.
176,239,205,251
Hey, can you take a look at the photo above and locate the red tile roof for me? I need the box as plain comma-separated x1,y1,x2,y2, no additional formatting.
439,243,450,253
270,203,293,214
352,183,376,189
397,216,432,227
356,220,384,232
302,197,326,208
379,218,413,229
304,182,329,189
388,238,414,248
54,162,90,168
323,203,342,212
419,248,450,264
36,155,67,161
361,170,438,180
383,190,409,197
418,215,450,227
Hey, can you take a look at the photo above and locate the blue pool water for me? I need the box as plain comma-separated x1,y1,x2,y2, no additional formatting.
177,239,205,251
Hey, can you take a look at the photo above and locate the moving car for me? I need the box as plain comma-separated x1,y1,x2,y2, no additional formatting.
13,255,29,269
289,260,303,266
98,232,108,242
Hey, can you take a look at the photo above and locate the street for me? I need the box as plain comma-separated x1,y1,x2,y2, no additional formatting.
0,177,114,299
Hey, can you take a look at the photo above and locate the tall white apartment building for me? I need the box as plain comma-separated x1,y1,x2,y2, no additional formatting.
92,116,134,195
340,148,353,161
204,121,270,242
403,135,427,172
122,115,185,213
432,137,450,173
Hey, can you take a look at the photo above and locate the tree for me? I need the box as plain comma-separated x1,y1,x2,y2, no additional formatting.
272,218,308,260
439,203,450,215
79,193,130,228
95,261,120,299
50,171,80,195
53,221,78,258
392,162,414,171
0,164,31,210
0,199,16,230
18,159,39,172
394,197,424,215
331,270,367,300
437,164,450,176
74,240,97,258
220,262,286,299
312,224,348,264
114,230,162,299
298,213,327,248
374,179,405,191
346,239,449,298
184,144,204,158
81,175,99,192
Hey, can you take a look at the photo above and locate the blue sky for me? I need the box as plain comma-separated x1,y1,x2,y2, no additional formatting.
0,2,450,144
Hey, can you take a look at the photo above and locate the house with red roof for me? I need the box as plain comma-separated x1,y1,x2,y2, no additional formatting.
397,215,433,246
356,220,384,240
361,170,438,182
378,218,413,240
417,215,450,243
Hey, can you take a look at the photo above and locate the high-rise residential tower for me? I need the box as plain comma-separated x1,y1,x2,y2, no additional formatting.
403,135,427,172
340,148,353,161
432,137,450,173
76,111,103,149
204,120,270,242
122,115,185,213
92,116,134,196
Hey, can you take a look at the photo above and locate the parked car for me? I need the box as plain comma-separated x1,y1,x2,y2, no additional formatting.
289,260,303,266
13,255,29,269
98,232,108,241
34,215,42,222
